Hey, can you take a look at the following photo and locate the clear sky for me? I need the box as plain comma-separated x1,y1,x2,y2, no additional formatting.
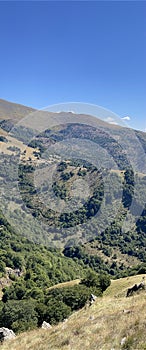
0,1,145,131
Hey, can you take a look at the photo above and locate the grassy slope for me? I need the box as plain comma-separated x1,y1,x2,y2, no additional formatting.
0,134,38,160
1,274,146,350
47,279,80,291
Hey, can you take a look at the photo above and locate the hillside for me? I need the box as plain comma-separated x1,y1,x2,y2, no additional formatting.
0,99,146,271
1,274,146,350
0,210,86,294
0,99,35,121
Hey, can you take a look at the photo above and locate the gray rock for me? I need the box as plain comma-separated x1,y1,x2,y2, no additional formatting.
0,327,16,343
41,321,52,330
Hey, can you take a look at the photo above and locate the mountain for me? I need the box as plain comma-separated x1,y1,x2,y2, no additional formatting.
1,274,146,350
0,99,146,338
0,99,35,121
0,99,146,264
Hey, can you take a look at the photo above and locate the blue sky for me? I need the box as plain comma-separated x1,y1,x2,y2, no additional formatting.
0,1,145,131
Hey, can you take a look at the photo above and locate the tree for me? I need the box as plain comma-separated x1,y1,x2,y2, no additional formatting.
45,300,71,324
98,273,111,292
80,269,110,294
80,269,101,288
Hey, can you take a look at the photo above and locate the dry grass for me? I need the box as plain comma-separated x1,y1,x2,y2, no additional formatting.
104,274,146,298
1,274,146,350
0,134,38,160
47,279,80,291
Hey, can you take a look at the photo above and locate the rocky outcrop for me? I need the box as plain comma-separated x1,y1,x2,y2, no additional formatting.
126,280,145,297
0,327,16,343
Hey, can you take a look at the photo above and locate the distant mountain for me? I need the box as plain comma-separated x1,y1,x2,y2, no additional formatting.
0,99,35,121
0,98,122,131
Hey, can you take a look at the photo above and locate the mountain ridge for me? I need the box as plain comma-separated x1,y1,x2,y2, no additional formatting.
0,98,132,131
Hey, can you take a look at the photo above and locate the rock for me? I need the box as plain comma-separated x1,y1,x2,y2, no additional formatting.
123,309,131,314
91,294,97,301
89,293,97,306
41,321,52,330
0,327,16,343
120,337,127,346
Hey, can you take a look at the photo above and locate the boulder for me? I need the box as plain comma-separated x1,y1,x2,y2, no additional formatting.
41,321,52,330
0,327,16,343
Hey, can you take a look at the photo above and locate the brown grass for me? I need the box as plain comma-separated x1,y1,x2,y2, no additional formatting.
1,274,146,350
47,279,80,291
0,134,38,160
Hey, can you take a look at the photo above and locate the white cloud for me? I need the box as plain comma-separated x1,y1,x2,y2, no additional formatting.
55,110,76,114
122,116,131,121
104,117,118,125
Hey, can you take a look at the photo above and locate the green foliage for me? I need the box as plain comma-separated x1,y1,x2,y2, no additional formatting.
0,300,38,333
0,261,6,274
45,300,71,325
81,270,101,288
80,269,110,294
98,273,111,292
46,284,91,312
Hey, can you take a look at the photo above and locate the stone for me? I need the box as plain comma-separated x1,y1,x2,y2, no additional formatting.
91,294,97,301
123,309,131,314
89,293,97,306
120,337,127,346
0,327,16,343
41,321,52,330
